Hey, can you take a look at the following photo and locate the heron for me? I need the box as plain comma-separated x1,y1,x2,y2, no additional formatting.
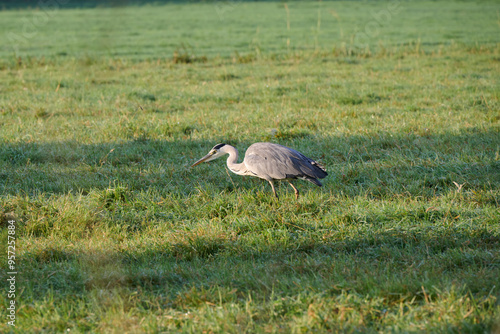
190,142,327,199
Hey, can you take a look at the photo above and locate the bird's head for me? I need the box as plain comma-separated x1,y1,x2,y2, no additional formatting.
190,143,227,167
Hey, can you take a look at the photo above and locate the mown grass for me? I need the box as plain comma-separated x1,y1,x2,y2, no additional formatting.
1,0,500,332
1,0,499,60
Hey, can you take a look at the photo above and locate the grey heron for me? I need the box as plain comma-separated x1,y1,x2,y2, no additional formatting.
190,142,327,199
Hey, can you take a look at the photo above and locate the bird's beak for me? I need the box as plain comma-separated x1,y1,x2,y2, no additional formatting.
190,153,213,168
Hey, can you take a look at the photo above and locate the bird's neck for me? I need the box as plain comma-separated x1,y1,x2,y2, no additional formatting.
222,145,248,176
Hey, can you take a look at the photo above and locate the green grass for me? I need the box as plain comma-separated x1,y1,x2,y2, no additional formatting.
1,0,500,332
1,1,499,60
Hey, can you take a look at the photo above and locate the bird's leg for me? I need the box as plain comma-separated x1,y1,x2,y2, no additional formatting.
288,182,299,199
268,181,279,200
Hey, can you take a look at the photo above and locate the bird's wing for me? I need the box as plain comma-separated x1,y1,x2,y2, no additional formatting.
244,143,327,181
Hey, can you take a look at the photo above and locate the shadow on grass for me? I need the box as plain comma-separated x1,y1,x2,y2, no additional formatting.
0,138,210,195
0,127,498,197
18,223,500,298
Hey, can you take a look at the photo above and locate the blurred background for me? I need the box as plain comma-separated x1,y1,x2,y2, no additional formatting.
1,0,498,61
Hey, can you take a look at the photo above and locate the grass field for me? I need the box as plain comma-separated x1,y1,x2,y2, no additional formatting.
1,0,500,332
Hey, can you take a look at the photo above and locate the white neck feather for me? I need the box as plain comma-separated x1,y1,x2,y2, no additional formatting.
221,145,251,176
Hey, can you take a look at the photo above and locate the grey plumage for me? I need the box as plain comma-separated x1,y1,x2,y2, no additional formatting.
190,142,327,199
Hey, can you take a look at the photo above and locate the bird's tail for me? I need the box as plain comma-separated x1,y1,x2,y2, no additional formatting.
304,177,323,187
311,161,328,178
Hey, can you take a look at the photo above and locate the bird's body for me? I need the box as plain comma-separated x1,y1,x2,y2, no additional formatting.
191,142,327,199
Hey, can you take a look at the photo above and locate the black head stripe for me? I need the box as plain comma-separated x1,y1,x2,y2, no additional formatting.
213,143,226,150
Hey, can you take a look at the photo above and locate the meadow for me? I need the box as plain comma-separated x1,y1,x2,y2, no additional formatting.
0,0,499,332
